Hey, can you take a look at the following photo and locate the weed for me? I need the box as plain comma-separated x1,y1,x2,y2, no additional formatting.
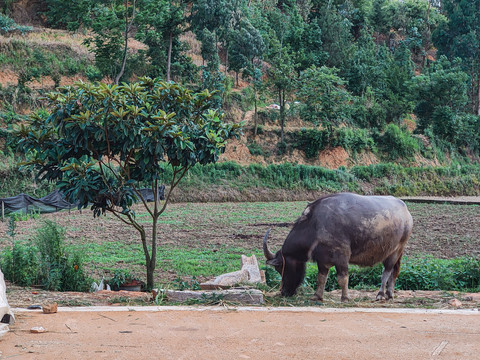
34,220,92,291
173,276,201,291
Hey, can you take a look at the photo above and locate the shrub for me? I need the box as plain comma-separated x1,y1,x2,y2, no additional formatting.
301,256,480,293
379,123,419,160
0,241,39,286
247,141,265,156
0,13,32,34
34,220,91,291
292,128,329,158
333,127,376,154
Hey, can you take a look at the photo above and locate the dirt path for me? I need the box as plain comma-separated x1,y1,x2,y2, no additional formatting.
1,307,479,359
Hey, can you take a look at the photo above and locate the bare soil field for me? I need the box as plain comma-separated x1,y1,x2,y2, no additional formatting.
1,200,480,309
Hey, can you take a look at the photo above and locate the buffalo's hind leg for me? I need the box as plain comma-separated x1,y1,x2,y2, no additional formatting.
336,264,350,302
311,264,330,301
385,253,403,299
377,253,402,301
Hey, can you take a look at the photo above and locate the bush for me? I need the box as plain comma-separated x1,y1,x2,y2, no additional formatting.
0,241,39,286
35,220,91,291
379,123,419,160
302,256,480,292
333,127,376,154
247,141,265,156
292,128,329,158
0,13,32,34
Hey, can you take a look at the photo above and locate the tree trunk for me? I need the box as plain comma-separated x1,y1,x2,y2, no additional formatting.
279,88,285,143
477,63,480,115
146,216,158,290
225,47,229,76
167,31,173,82
114,0,136,85
472,68,477,114
254,85,258,137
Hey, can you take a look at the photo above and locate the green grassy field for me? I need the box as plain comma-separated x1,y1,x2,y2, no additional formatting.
1,201,479,294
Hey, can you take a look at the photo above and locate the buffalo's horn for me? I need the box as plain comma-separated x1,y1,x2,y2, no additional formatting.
263,228,275,260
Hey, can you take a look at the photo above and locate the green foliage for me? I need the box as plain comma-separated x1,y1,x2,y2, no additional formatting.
1,220,89,291
378,124,419,160
82,4,125,80
433,0,480,116
0,241,39,286
410,56,469,133
350,90,387,129
85,65,103,82
14,78,241,289
302,256,480,292
0,40,90,89
107,269,138,290
247,141,266,156
0,13,32,34
397,256,480,291
173,276,201,291
292,128,329,159
35,220,91,291
333,127,375,154
298,66,352,129
44,0,93,30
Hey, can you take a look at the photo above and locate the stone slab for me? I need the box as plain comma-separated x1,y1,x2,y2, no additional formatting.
166,289,264,305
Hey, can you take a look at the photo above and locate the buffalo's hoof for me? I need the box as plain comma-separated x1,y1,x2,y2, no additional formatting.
341,296,350,302
376,292,393,301
311,294,323,302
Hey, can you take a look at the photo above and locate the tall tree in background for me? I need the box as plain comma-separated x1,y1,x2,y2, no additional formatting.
311,0,353,71
136,0,189,82
228,18,265,86
83,2,125,82
298,66,352,131
115,0,136,84
433,0,480,115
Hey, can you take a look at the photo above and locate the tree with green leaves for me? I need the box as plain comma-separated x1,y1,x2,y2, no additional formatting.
410,56,469,136
82,2,126,82
298,65,352,131
14,78,242,289
433,0,480,115
136,0,189,82
228,18,265,86
266,38,297,143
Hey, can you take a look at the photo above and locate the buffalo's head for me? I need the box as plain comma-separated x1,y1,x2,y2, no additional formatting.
263,229,306,297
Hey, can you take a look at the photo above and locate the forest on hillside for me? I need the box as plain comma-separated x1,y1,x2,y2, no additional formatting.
1,0,480,198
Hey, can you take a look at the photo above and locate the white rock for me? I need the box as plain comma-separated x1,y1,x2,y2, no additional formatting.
30,326,48,333
448,298,462,307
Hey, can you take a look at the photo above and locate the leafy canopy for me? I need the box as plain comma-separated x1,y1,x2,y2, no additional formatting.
15,78,242,217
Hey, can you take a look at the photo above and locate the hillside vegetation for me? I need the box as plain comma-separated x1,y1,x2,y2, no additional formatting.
1,0,480,199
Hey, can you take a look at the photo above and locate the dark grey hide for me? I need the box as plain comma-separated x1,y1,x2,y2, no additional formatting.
263,193,413,301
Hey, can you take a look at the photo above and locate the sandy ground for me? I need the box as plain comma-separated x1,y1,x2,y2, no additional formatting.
1,307,479,359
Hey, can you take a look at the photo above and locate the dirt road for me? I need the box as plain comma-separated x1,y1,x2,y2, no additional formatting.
1,307,479,359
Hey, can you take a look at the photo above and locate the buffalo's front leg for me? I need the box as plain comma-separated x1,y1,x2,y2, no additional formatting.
312,264,329,301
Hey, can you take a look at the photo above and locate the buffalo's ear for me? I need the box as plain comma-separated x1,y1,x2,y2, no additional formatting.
266,257,283,267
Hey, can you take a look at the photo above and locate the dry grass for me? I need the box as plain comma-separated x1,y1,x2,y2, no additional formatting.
181,31,203,66
1,27,93,59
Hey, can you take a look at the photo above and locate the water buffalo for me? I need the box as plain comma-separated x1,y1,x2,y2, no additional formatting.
263,193,413,302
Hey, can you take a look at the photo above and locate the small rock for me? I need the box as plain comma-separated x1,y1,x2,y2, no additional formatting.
30,326,48,333
42,302,58,314
448,298,462,307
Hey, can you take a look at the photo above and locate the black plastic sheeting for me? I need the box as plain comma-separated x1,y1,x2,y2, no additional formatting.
0,186,165,215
